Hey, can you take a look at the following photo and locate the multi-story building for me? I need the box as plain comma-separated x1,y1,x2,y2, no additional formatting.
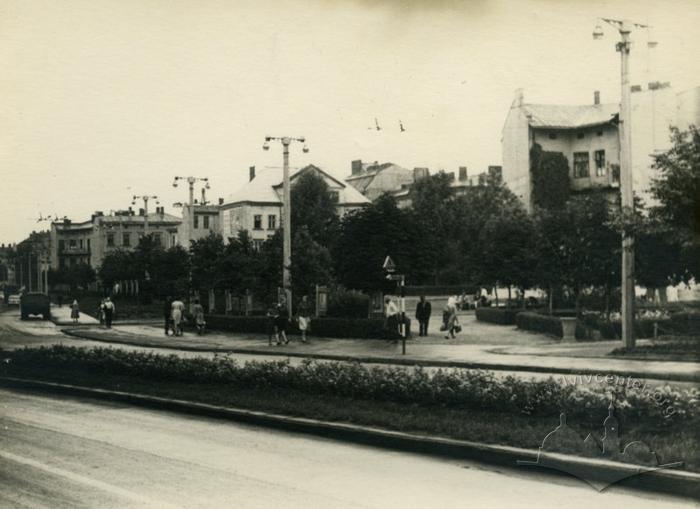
50,207,182,271
15,231,50,293
345,160,414,201
177,203,221,248
502,84,700,211
220,164,370,249
0,243,17,285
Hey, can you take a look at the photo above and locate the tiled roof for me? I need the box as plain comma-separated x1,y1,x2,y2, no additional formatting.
522,103,618,129
223,165,371,206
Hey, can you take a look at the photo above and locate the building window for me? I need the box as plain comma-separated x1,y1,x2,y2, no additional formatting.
253,215,262,230
267,215,276,230
253,239,264,251
107,234,114,247
69,239,77,248
59,257,65,269
597,130,603,136
548,132,558,140
194,215,199,229
58,240,65,252
573,152,590,178
594,150,606,177
153,233,162,246
203,215,210,229
87,238,91,250
329,191,340,203
79,239,84,249
123,233,131,247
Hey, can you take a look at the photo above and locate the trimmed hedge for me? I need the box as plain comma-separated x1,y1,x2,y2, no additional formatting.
670,312,700,335
475,307,520,325
404,285,477,296
203,314,397,340
516,312,563,337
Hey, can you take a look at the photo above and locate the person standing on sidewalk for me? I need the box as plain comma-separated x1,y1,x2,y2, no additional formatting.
296,295,312,343
192,298,205,335
415,295,431,337
384,296,400,340
103,297,115,329
163,296,172,336
171,297,185,336
70,299,80,324
275,302,289,345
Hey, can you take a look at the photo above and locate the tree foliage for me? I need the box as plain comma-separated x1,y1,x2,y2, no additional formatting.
530,143,571,210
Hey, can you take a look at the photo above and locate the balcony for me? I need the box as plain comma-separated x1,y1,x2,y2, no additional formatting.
62,247,90,255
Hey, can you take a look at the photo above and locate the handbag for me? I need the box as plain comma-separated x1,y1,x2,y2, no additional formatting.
454,324,462,333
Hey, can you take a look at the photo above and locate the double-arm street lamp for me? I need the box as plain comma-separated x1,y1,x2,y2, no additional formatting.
173,176,210,237
593,18,653,349
263,136,309,316
132,195,159,235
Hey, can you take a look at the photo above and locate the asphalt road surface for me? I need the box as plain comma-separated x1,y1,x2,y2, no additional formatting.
0,388,693,509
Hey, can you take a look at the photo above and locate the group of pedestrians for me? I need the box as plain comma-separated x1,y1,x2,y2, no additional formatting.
67,297,114,327
162,296,205,337
266,295,313,346
411,295,461,339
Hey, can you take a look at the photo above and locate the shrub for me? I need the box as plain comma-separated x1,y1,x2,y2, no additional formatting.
475,307,520,325
670,312,700,335
5,345,697,424
203,314,390,339
516,312,562,337
327,288,369,319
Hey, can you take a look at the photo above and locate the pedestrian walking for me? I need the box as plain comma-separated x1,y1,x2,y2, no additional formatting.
171,297,185,336
266,303,278,346
57,294,63,308
275,302,289,345
163,296,172,336
441,298,459,339
415,295,431,337
296,295,312,343
103,297,115,328
70,299,80,324
192,298,205,335
384,296,400,340
98,299,105,326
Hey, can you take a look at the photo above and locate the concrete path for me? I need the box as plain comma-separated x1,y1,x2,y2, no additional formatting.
60,314,700,382
49,303,99,325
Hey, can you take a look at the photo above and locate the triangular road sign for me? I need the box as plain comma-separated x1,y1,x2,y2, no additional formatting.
382,255,396,273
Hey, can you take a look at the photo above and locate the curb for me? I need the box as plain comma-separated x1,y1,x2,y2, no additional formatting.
0,375,697,499
60,328,698,383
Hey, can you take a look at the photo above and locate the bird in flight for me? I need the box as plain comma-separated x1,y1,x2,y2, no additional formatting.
368,117,382,131
399,120,406,132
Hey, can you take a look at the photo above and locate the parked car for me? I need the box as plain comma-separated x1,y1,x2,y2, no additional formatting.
20,293,51,320
7,294,21,306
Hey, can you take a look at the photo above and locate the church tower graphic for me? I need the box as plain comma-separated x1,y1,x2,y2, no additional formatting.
518,397,682,491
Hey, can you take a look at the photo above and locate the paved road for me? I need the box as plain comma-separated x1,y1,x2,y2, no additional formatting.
0,388,693,508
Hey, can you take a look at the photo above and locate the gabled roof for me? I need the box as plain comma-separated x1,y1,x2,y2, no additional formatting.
223,164,371,207
522,103,619,129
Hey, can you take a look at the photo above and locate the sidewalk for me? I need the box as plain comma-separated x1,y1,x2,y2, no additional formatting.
61,315,700,382
49,304,99,326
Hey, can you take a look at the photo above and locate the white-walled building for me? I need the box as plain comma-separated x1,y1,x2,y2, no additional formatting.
501,84,700,211
220,164,370,249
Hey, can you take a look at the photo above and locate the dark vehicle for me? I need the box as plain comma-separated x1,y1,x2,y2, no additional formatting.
20,293,51,320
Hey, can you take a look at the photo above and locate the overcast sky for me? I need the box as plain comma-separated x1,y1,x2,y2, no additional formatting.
1,0,699,244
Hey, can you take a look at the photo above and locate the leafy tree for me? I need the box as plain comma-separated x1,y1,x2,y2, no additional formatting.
478,203,538,301
650,125,700,278
335,194,427,291
97,249,137,287
530,143,570,210
220,230,259,294
49,263,96,292
189,233,225,292
291,170,339,247
291,227,333,301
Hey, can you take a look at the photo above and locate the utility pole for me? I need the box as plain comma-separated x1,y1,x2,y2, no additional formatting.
132,195,159,236
593,18,649,349
263,136,309,317
173,176,209,241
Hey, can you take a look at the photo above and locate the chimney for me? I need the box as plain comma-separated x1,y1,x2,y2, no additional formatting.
218,197,224,205
594,90,600,105
249,166,256,181
458,166,467,181
413,167,429,181
351,160,363,175
631,85,642,93
513,88,524,107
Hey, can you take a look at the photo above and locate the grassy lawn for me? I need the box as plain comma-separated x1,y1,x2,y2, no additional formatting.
2,359,697,473
610,336,700,362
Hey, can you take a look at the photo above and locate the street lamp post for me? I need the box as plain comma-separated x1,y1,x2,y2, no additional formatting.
132,195,159,235
263,136,309,317
593,17,647,349
173,176,210,241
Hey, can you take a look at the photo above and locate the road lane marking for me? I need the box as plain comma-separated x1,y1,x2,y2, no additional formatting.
0,450,181,508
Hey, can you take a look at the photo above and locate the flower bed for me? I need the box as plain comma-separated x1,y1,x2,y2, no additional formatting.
475,307,520,325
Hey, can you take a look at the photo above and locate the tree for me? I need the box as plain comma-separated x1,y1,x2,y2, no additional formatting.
650,125,700,279
189,233,225,292
291,170,339,247
335,194,427,291
530,144,571,210
291,227,333,301
97,249,137,287
220,230,259,295
478,203,538,301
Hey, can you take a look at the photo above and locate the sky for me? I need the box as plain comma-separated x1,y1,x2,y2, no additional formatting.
1,0,699,244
